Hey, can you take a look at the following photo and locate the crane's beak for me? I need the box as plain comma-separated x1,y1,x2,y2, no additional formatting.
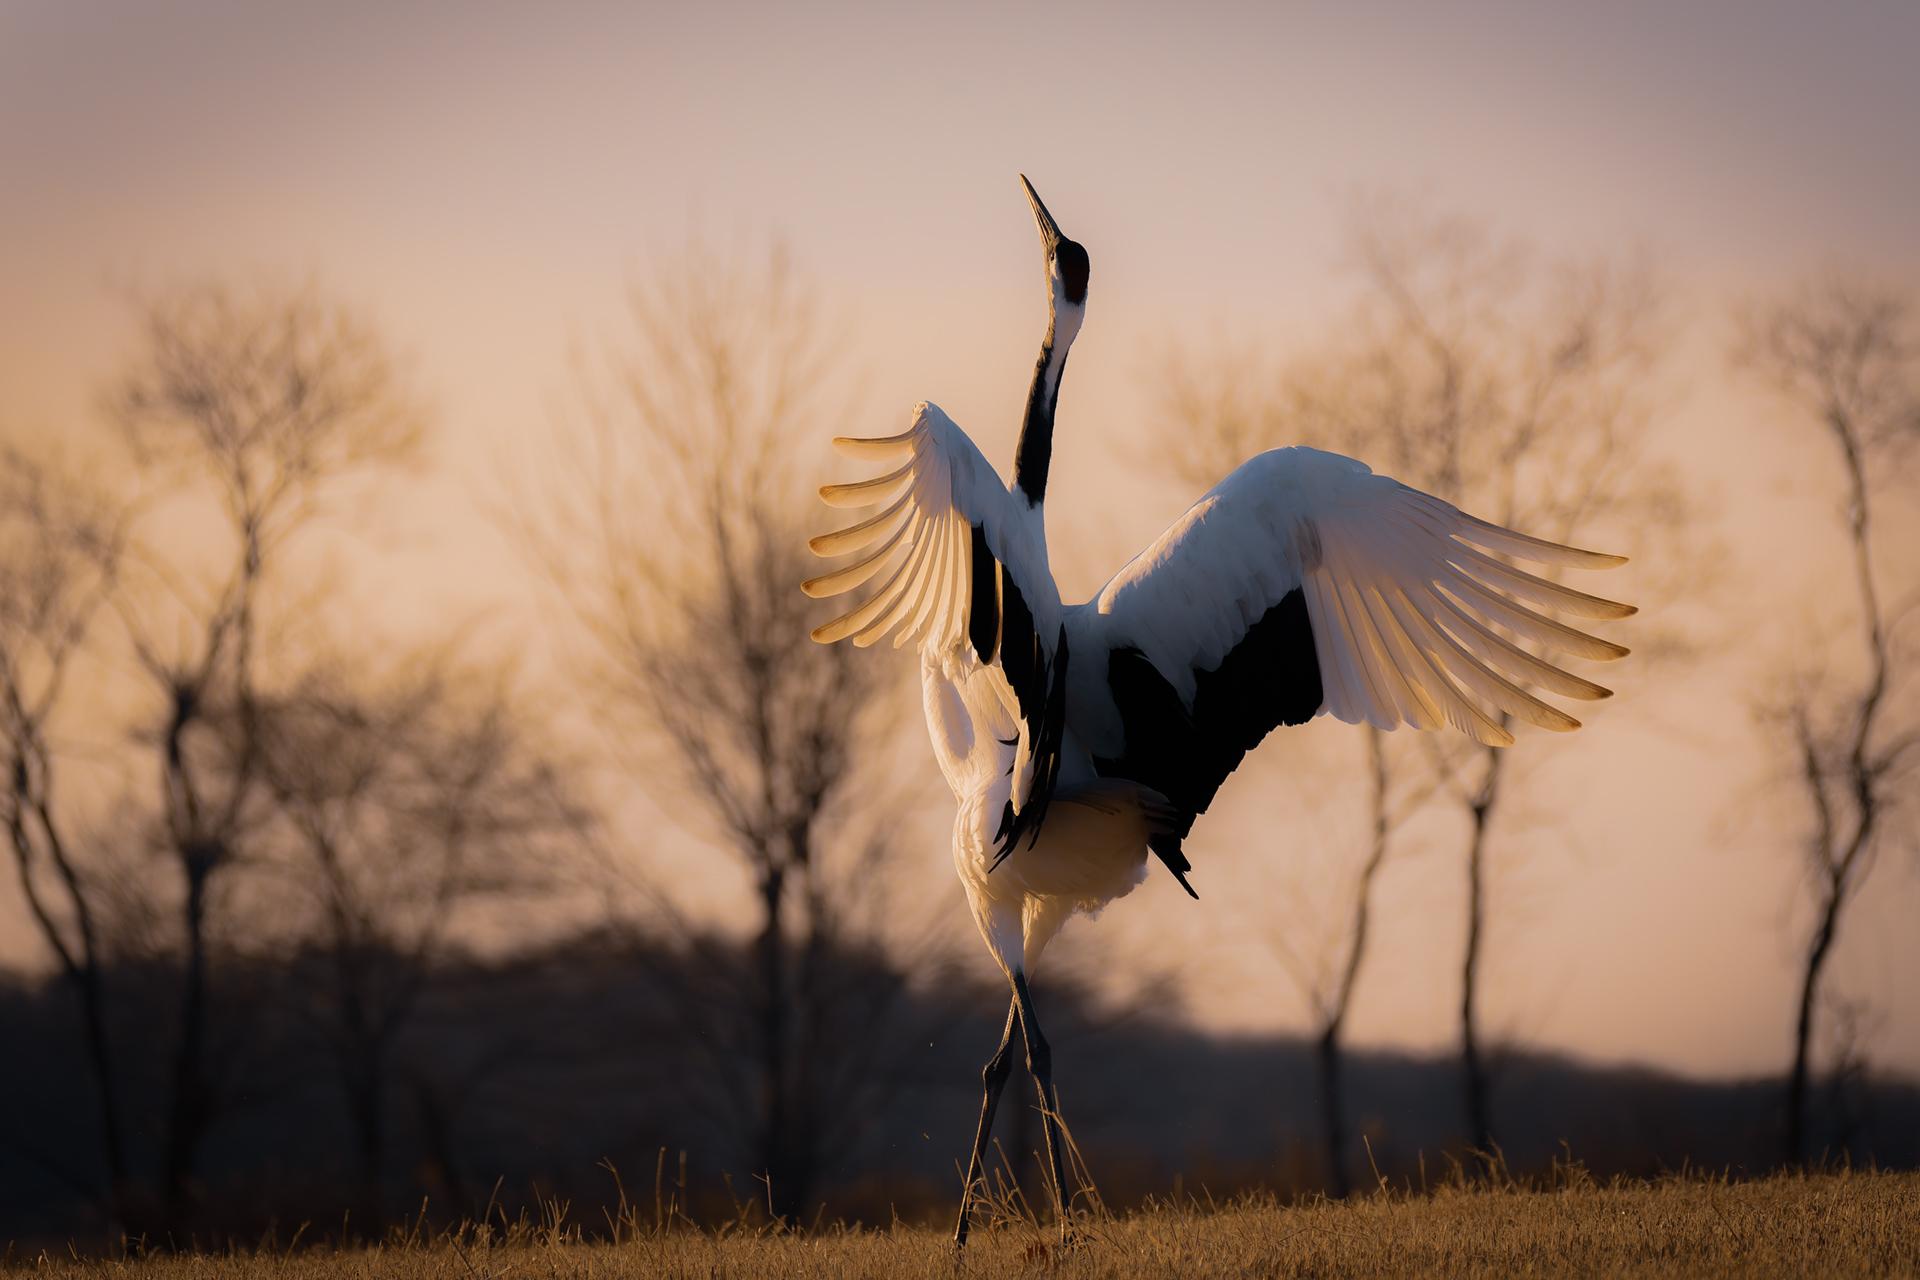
1020,174,1063,253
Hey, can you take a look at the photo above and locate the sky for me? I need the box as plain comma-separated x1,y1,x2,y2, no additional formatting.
3,0,1919,1080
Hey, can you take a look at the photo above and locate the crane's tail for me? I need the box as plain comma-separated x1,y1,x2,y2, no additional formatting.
1022,779,1198,899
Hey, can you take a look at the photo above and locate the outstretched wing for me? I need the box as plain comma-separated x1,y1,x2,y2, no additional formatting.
804,401,1067,850
1075,445,1632,864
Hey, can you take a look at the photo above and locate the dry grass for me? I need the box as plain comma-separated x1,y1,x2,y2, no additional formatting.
8,1170,1917,1278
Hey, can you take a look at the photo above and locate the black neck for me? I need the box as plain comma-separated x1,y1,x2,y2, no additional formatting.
1014,324,1064,506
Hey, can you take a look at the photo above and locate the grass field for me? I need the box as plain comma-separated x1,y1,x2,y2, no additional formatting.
8,1171,1916,1278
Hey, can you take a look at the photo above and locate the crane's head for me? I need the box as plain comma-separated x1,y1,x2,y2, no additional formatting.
1020,175,1089,344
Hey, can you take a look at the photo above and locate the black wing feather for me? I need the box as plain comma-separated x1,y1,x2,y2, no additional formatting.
967,522,999,664
1093,587,1320,889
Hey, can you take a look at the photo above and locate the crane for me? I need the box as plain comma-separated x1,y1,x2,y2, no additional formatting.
802,176,1634,1245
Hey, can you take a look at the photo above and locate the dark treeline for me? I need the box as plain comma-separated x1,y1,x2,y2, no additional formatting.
4,936,1914,1248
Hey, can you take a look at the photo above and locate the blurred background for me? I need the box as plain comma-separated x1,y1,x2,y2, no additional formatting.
3,0,1918,1245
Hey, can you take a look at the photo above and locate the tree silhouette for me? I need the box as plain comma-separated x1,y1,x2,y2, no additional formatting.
106,280,424,1228
1738,279,1920,1163
515,245,929,1221
0,446,132,1221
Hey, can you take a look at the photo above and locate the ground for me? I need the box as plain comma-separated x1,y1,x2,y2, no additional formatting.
7,1171,1916,1278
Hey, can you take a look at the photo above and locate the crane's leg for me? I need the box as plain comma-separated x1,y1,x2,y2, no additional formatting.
1011,969,1073,1242
953,996,1019,1247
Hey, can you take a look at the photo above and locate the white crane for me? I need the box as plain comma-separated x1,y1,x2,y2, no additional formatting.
803,177,1634,1245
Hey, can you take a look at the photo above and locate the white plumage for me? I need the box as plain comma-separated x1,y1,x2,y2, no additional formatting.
807,402,1056,657
804,177,1633,1245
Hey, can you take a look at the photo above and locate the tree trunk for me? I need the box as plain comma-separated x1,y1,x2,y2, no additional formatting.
73,964,131,1220
1460,749,1504,1157
10,762,133,1223
755,865,804,1222
1460,841,1490,1154
163,852,214,1234
1786,884,1842,1164
1315,1024,1350,1198
1314,725,1392,1198
329,936,388,1231
346,1054,387,1231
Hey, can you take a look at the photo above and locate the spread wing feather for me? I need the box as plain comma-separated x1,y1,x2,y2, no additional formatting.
805,401,1067,850
804,402,1051,654
1087,446,1633,754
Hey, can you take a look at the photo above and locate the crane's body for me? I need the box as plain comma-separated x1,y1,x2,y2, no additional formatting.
924,642,1163,975
803,178,1635,1245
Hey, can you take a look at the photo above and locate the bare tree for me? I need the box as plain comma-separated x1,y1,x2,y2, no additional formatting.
247,654,589,1222
0,446,132,1218
105,280,424,1227
1737,279,1920,1164
516,245,925,1221
1160,200,1685,1161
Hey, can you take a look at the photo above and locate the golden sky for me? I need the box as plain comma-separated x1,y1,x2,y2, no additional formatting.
3,0,1919,1078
